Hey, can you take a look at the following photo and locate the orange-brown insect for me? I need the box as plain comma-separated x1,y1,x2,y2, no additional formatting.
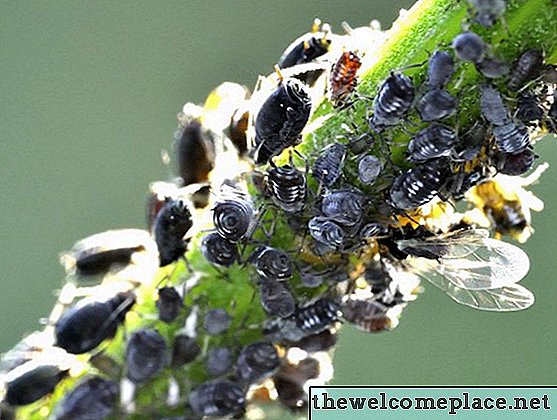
330,51,361,107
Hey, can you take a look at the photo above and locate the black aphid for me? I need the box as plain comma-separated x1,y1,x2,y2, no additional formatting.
359,222,389,240
153,198,193,266
370,72,415,130
358,155,383,184
312,142,347,187
452,31,487,63
174,120,215,186
468,0,506,27
203,309,231,335
156,286,182,323
341,299,392,333
207,347,233,377
5,364,69,406
321,188,365,226
55,291,135,355
171,335,200,368
308,217,345,250
125,329,167,384
266,161,307,213
253,78,312,164
295,299,340,336
362,258,392,294
495,149,536,175
250,246,293,280
278,24,331,69
493,121,530,154
389,160,449,210
201,231,239,267
288,329,338,353
476,57,509,79
52,376,118,420
407,123,458,162
235,342,281,384
515,91,544,124
427,50,455,89
330,51,362,107
213,197,255,242
299,265,350,288
480,84,510,126
417,89,457,121
188,379,245,418
452,121,487,161
259,278,296,318
509,49,544,88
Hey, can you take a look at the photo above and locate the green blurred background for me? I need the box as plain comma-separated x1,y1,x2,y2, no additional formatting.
1,0,555,388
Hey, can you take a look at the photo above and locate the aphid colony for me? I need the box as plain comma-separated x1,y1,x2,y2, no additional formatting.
2,3,556,419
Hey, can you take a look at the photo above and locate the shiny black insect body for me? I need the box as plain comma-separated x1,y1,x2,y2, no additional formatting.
295,299,340,336
207,347,233,377
330,51,362,107
308,217,344,250
468,0,506,27
188,379,245,418
321,188,365,227
235,342,281,384
174,119,215,186
452,32,487,63
201,231,239,267
266,162,307,213
52,376,118,420
254,78,312,164
156,286,182,323
480,84,510,126
278,25,330,69
509,49,544,89
312,142,347,187
408,123,458,162
153,198,193,266
370,72,415,130
452,121,487,162
358,155,383,184
259,278,296,318
213,197,255,242
389,160,449,210
495,149,536,175
171,334,200,368
55,291,135,354
4,364,69,406
427,51,455,89
126,329,168,384
417,88,457,121
493,121,530,154
250,246,293,280
515,91,544,124
203,309,231,335
476,57,509,79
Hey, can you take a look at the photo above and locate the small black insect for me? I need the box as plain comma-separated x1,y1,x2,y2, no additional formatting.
126,329,168,384
266,160,307,213
203,309,231,335
361,258,392,294
299,264,350,288
427,50,455,90
253,76,312,164
330,51,362,107
494,149,536,175
358,155,383,184
287,329,338,353
188,379,245,418
417,88,457,121
341,299,392,333
250,246,293,280
171,334,200,368
274,357,320,411
509,49,544,89
312,142,347,187
235,342,281,384
201,231,239,267
174,119,215,186
207,347,233,377
321,188,365,226
52,376,118,420
259,278,296,318
4,364,69,406
515,91,544,124
452,121,488,162
295,299,341,336
359,222,389,240
153,198,193,267
493,121,530,154
55,291,135,354
308,217,345,250
213,197,255,242
407,123,458,162
389,160,449,210
480,84,510,126
468,0,506,27
446,166,487,200
156,286,182,323
475,57,509,79
452,31,487,63
370,72,415,130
